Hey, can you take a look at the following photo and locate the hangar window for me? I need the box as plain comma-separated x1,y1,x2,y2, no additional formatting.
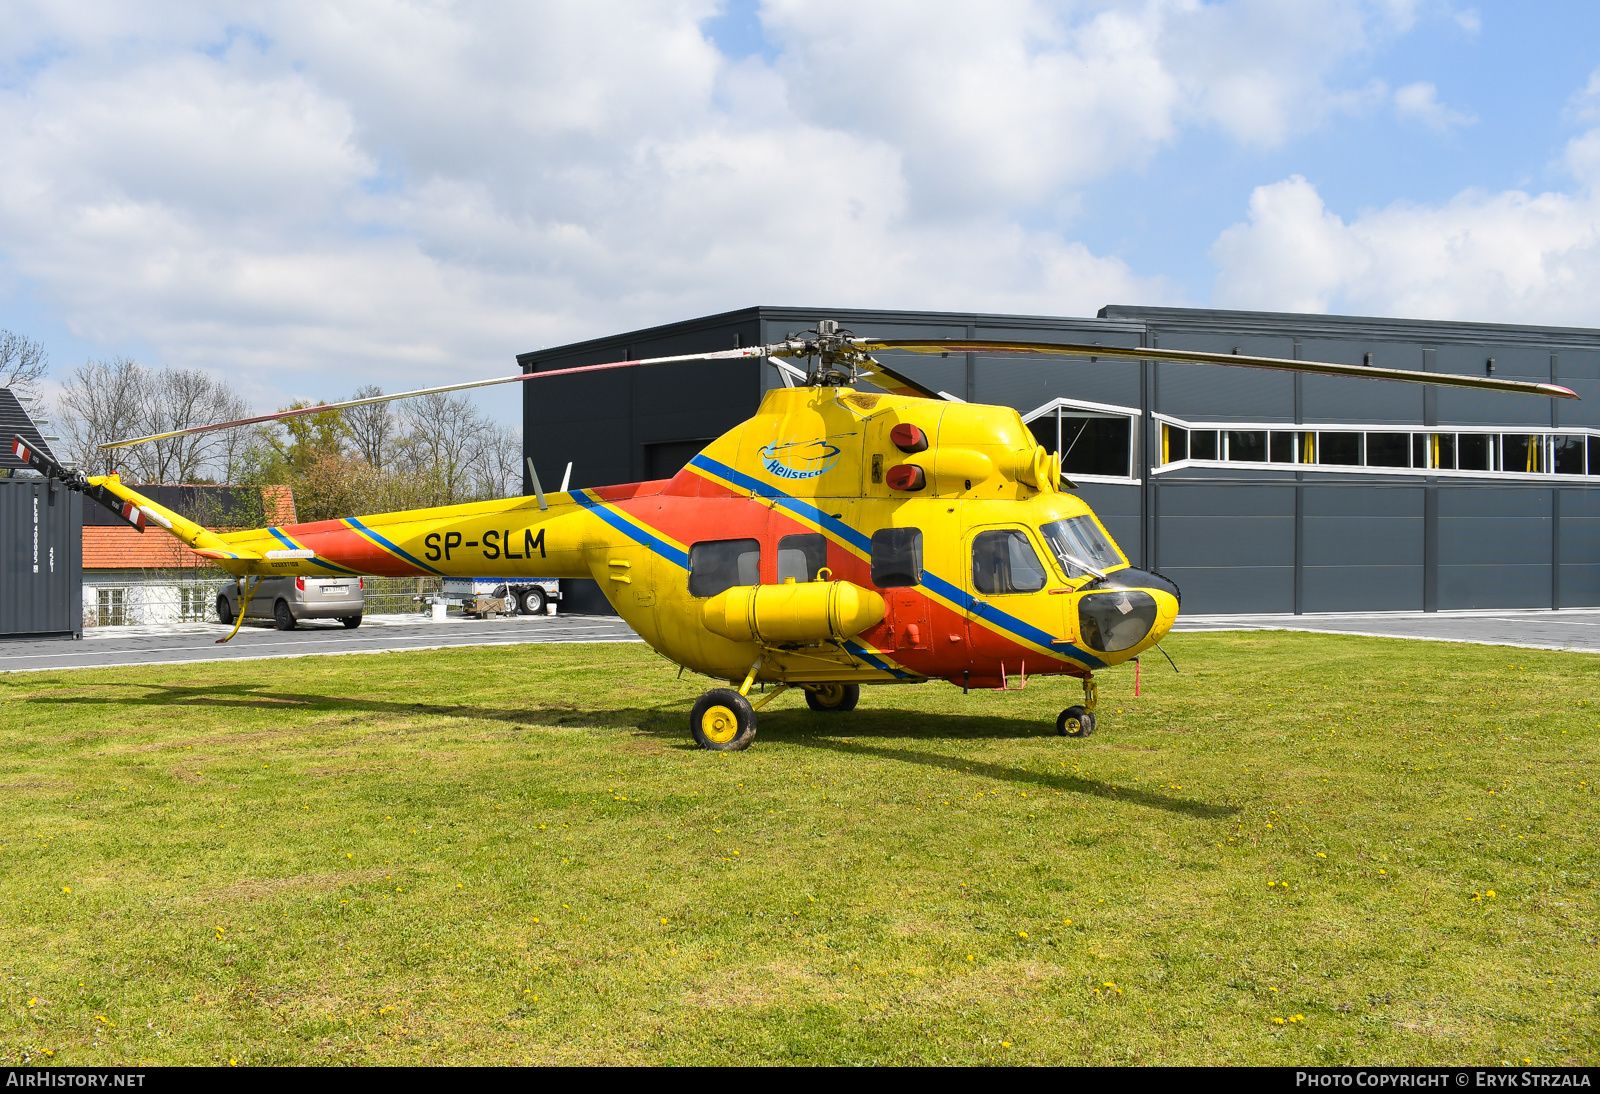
1022,398,1139,484
1553,435,1587,475
688,538,760,597
1152,417,1600,481
870,528,924,588
777,533,827,583
972,529,1048,594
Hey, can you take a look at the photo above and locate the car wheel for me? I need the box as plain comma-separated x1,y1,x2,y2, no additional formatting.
521,588,547,615
341,615,362,629
274,600,296,631
216,597,234,626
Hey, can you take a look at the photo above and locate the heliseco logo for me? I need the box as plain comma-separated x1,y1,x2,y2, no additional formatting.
759,436,851,480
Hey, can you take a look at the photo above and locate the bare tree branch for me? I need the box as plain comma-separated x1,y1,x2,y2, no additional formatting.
343,384,395,469
0,330,48,399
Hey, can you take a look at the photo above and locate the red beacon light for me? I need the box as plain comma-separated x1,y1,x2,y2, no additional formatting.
886,463,926,491
890,423,929,453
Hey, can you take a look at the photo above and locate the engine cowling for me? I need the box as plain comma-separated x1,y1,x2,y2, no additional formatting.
701,579,886,645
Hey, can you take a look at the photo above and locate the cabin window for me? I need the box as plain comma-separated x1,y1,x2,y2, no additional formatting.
870,528,923,588
777,533,828,583
971,529,1048,594
688,538,760,597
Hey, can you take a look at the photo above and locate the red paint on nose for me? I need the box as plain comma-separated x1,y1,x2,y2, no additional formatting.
886,463,926,491
890,423,929,453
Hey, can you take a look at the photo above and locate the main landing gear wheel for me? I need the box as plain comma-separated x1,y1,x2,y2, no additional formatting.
804,683,860,713
1057,706,1096,737
690,689,757,752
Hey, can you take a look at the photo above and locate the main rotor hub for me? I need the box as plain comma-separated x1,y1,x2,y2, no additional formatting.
782,319,870,386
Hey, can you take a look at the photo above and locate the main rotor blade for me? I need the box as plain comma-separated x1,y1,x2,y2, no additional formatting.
98,346,770,450
857,339,1579,400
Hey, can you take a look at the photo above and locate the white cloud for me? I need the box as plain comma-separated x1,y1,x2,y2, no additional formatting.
1210,127,1600,324
0,0,1437,413
1393,80,1475,131
1569,68,1600,124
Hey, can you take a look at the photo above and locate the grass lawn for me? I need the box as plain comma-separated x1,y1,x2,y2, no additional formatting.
1,631,1597,1066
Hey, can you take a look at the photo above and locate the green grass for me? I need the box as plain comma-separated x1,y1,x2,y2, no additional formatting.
1,632,1597,1066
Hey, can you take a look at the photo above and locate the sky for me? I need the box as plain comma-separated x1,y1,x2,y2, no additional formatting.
2,0,1599,423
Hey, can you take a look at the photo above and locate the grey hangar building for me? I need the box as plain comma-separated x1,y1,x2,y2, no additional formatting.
518,304,1600,617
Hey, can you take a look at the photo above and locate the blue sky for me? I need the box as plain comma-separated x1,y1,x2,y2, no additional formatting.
0,1,1597,422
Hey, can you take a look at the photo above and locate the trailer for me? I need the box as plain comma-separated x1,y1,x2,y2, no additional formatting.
439,577,560,617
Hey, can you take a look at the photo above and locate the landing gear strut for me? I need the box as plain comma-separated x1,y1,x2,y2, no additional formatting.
1057,676,1098,738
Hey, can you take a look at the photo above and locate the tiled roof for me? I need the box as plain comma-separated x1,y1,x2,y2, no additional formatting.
82,484,297,571
83,526,213,571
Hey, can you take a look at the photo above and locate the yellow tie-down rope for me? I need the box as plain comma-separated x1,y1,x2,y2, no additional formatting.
216,577,261,645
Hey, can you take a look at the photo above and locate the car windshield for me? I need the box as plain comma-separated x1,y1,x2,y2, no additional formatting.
1039,516,1123,580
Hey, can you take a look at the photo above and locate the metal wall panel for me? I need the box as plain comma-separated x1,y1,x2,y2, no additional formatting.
1434,344,1554,427
1437,488,1552,609
1558,488,1600,608
0,478,82,639
1298,339,1426,424
1155,483,1295,613
1301,486,1424,612
1151,333,1296,422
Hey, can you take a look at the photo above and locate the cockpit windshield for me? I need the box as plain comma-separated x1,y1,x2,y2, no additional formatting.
1040,516,1124,580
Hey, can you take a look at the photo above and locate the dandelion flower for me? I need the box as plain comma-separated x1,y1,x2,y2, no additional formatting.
1272,1017,1285,1025
1487,890,1496,898
660,918,668,925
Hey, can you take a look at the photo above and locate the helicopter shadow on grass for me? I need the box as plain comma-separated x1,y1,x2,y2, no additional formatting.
643,705,1237,821
36,684,1233,820
30,682,670,734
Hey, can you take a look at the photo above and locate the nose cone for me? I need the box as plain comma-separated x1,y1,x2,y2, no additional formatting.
1076,568,1181,662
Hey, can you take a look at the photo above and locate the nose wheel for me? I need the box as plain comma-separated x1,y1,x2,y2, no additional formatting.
690,688,757,751
1057,706,1095,737
1057,676,1098,737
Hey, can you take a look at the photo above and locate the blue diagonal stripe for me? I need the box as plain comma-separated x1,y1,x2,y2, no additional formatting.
343,517,443,575
570,490,689,570
841,640,918,680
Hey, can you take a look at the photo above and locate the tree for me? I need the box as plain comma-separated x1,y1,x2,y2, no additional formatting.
472,422,524,500
58,358,253,482
343,385,395,470
57,358,145,477
395,392,484,506
126,368,250,484
0,330,48,401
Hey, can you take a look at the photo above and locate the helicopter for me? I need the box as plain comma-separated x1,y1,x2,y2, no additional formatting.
11,321,1574,750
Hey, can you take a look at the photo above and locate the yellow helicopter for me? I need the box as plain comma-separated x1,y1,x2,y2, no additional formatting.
12,321,1574,750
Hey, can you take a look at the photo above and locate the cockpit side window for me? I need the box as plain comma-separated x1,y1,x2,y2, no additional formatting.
972,529,1048,594
870,528,923,587
1039,515,1125,580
